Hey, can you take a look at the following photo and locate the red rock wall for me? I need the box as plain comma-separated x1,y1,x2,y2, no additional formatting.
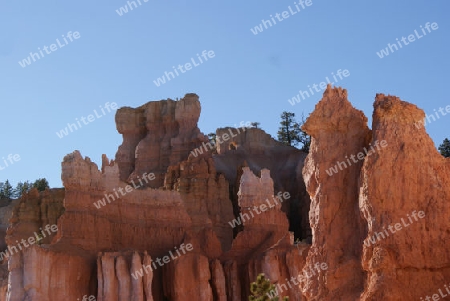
8,246,93,300
301,86,371,300
164,154,234,254
115,94,208,188
359,94,450,300
3,90,449,301
96,251,153,301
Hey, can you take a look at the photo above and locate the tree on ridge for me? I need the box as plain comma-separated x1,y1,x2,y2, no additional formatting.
438,138,450,157
277,111,310,153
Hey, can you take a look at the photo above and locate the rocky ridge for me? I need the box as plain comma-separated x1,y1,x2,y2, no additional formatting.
0,88,448,300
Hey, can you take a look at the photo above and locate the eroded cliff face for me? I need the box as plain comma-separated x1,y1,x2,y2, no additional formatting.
2,89,449,301
359,94,450,301
164,153,234,254
222,167,307,300
213,127,311,241
3,94,307,301
115,93,207,188
301,86,370,301
300,86,450,301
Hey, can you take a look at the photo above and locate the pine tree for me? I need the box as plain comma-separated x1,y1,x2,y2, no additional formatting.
251,122,261,129
277,111,310,152
14,181,32,198
32,178,49,192
0,180,14,199
438,138,450,158
249,273,289,301
277,112,298,146
207,133,217,153
295,113,311,153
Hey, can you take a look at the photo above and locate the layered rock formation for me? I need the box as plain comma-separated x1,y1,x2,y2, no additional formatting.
164,153,234,254
115,94,207,188
1,89,448,301
2,94,308,301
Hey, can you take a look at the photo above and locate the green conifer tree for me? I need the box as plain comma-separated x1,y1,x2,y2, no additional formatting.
438,138,450,157
249,273,289,301
0,180,14,199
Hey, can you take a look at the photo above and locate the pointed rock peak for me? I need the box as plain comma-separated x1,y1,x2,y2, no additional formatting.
240,167,257,183
323,83,348,99
101,154,114,172
260,168,271,181
63,150,83,162
303,85,368,136
373,93,425,126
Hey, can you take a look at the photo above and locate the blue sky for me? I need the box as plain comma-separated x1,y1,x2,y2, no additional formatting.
0,0,448,188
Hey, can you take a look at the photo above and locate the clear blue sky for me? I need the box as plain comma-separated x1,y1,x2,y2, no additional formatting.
0,0,448,188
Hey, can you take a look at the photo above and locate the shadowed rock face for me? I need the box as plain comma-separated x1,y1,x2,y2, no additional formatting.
213,127,311,240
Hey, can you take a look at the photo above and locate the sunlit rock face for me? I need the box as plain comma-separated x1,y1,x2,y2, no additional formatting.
300,86,450,301
359,94,450,301
301,86,370,301
115,94,207,188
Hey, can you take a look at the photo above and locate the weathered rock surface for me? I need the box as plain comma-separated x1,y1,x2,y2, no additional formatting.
2,89,449,301
301,85,370,301
96,251,154,301
0,199,20,254
213,127,311,241
163,252,213,301
3,94,305,301
115,94,207,188
359,94,450,301
164,153,234,254
8,246,94,300
6,188,64,247
222,167,307,300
